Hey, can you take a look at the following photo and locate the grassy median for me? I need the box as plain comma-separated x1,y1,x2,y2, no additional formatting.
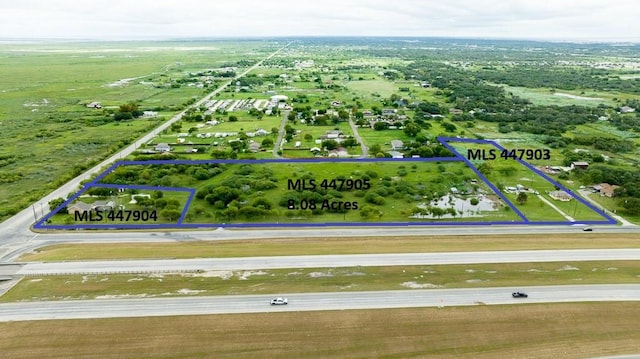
4,261,640,302
19,233,640,262
1,303,639,359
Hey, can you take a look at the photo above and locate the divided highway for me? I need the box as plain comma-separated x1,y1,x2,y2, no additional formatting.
1,284,638,322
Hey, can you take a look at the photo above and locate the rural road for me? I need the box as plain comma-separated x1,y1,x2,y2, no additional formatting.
0,43,291,255
16,248,640,275
0,284,638,321
272,109,290,157
347,116,368,158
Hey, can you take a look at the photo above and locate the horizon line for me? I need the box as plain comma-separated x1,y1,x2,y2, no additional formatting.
1,35,638,45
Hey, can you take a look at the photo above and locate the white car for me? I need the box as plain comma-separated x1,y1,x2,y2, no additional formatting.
270,297,288,305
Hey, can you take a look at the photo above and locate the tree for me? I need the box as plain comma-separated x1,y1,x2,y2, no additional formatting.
403,122,421,137
477,162,493,176
373,122,389,131
160,209,182,221
230,140,245,152
252,197,273,210
228,115,238,122
516,192,528,205
170,122,182,132
621,198,640,215
369,144,382,155
338,109,350,120
261,137,274,148
48,197,67,212
442,122,457,132
322,139,339,150
343,138,359,148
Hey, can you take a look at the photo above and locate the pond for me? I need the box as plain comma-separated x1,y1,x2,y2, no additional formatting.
411,194,500,219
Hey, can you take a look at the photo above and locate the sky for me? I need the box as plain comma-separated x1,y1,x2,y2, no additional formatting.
0,0,638,41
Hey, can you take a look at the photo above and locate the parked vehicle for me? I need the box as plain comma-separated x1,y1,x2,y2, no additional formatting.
512,292,528,298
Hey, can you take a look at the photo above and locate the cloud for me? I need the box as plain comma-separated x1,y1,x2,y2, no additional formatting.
0,0,637,41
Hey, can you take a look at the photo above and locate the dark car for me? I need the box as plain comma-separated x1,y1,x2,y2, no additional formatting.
512,292,528,298
583,227,593,232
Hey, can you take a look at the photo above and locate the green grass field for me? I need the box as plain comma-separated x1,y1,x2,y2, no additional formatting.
19,233,640,262
498,84,617,107
345,78,398,97
0,41,275,222
91,160,523,225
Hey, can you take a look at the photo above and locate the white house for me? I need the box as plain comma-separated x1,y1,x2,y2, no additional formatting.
391,140,404,150
154,143,171,152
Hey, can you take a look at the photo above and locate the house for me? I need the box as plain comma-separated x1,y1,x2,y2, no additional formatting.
421,81,431,88
449,108,463,115
295,141,301,148
154,143,171,152
270,94,288,102
321,130,343,140
92,200,116,212
381,109,397,117
67,202,92,214
328,147,349,157
254,129,269,136
450,187,459,194
67,200,115,214
620,106,635,114
310,147,322,153
549,191,572,201
86,101,102,109
362,110,373,117
391,140,404,150
571,161,589,170
142,111,158,118
248,142,261,153
331,101,341,106
593,183,619,197
388,151,404,159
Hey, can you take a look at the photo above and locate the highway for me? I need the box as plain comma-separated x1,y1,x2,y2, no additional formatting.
0,284,638,322
16,249,640,275
1,224,636,260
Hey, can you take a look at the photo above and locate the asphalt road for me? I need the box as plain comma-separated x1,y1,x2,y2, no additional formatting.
16,248,640,275
2,224,638,261
0,284,638,322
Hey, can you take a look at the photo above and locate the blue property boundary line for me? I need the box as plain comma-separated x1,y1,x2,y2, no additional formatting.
35,137,615,230
34,184,196,229
438,136,616,225
438,137,529,223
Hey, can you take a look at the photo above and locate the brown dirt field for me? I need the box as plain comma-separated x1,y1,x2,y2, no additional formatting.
1,303,639,359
